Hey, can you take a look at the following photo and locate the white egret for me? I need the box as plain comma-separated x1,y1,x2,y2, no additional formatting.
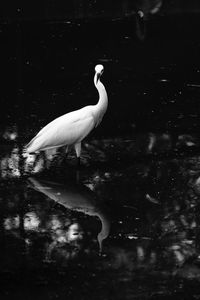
26,64,108,163
28,177,110,253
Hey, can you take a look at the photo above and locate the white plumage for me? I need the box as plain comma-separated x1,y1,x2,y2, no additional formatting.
26,64,108,159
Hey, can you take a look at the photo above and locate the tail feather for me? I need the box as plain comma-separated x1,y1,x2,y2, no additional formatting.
26,137,40,153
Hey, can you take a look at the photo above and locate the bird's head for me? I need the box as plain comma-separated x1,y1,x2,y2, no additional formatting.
95,64,104,84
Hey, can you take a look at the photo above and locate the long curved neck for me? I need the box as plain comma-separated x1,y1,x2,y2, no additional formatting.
93,73,108,123
97,212,110,254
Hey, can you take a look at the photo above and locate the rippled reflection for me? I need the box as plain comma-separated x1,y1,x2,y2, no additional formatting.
1,177,110,267
28,177,110,253
1,146,200,298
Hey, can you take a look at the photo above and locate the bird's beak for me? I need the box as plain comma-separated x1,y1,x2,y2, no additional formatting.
96,72,101,84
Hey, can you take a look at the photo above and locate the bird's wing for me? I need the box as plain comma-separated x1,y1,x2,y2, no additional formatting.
26,113,95,152
26,106,94,152
27,106,91,142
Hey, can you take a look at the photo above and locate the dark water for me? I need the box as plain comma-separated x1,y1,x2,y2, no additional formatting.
1,14,200,299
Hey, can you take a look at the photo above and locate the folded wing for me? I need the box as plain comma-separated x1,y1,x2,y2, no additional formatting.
26,107,95,153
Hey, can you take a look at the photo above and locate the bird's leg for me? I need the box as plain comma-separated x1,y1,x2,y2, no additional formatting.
74,143,81,183
74,142,81,167
45,148,57,160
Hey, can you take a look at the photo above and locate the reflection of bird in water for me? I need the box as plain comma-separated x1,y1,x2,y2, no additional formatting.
134,0,162,40
134,0,162,15
28,177,110,253
26,65,108,164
